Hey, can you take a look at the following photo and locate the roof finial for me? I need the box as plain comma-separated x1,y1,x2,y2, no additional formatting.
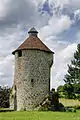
28,27,38,37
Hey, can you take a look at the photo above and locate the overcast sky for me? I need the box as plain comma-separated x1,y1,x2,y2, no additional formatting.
0,0,80,89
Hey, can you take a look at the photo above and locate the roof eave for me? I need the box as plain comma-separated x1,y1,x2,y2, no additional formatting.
12,49,54,55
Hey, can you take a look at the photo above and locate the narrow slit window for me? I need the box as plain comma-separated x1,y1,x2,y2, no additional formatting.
15,85,16,91
31,79,34,87
18,51,22,57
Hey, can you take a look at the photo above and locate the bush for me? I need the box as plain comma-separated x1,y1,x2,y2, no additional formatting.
72,108,76,112
65,107,76,112
38,106,48,111
76,94,80,101
74,105,80,109
0,86,10,108
57,86,64,92
57,84,80,100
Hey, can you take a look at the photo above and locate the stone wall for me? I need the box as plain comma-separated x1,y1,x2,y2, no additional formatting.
13,49,53,111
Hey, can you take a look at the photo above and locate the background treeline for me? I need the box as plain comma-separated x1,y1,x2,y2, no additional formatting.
57,84,80,99
57,44,80,99
0,86,10,108
64,44,80,85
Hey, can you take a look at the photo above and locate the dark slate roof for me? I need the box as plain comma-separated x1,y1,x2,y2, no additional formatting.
12,28,54,55
28,27,38,33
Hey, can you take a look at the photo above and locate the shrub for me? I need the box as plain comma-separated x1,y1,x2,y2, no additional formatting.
65,107,76,112
72,108,76,112
38,106,48,111
76,94,80,101
74,105,80,109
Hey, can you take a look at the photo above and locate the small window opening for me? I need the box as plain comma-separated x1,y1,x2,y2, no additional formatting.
31,79,34,87
18,51,22,57
14,85,17,91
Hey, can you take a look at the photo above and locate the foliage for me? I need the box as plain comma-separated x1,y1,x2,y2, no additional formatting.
57,84,80,99
65,107,76,112
59,44,80,100
76,94,80,101
57,85,64,92
64,44,80,84
73,83,80,93
63,84,75,99
0,86,10,108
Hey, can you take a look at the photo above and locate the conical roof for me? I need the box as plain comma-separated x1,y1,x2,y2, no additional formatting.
12,28,54,55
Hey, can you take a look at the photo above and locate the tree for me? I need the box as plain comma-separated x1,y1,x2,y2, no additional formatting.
63,84,75,99
0,86,10,108
57,85,64,92
64,44,80,84
57,84,75,99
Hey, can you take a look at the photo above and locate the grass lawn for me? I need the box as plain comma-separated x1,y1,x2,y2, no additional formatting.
0,110,80,120
59,98,80,107
0,99,80,120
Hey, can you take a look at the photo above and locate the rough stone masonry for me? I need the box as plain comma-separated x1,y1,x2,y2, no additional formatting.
10,27,54,111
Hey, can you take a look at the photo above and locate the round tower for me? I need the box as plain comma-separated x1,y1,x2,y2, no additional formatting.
11,27,54,111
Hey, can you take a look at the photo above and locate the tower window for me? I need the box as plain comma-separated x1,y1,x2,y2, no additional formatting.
15,85,16,91
31,79,34,87
18,51,22,57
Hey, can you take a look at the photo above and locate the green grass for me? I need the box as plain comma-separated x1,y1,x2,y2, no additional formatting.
0,99,80,120
0,111,80,120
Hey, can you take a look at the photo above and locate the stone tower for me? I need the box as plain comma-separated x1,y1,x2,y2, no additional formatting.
10,27,54,111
